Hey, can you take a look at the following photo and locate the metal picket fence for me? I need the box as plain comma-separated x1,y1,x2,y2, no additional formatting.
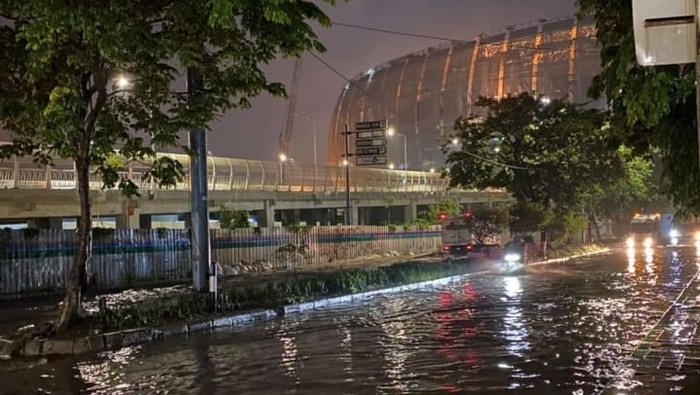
0,226,441,298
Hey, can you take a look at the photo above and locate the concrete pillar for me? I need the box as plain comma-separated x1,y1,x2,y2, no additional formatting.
27,217,64,229
259,200,275,228
293,209,301,225
116,201,141,229
404,202,418,224
351,206,360,225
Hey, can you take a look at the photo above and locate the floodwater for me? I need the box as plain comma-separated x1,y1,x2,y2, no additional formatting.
2,245,700,394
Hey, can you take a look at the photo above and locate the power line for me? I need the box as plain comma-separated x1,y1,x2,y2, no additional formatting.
309,51,528,171
331,21,462,42
331,20,600,55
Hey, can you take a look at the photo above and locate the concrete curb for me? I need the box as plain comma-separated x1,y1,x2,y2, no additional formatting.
7,247,609,359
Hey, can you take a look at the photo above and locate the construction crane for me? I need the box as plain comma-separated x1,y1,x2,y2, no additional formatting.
279,58,302,159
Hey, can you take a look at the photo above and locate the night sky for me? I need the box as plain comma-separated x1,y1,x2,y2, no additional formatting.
0,1,578,164
211,0,577,164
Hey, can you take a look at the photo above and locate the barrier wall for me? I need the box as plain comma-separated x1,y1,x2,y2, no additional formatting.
0,226,441,298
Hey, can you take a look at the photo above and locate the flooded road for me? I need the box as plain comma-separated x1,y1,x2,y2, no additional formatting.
2,245,700,394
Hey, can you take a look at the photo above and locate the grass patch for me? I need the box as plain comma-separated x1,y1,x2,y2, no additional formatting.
92,260,473,331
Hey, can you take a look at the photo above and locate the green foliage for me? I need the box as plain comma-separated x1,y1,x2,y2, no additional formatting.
509,200,553,235
549,211,588,245
0,0,336,328
387,224,398,233
0,0,334,191
576,0,700,215
219,208,250,229
468,207,510,244
95,260,476,331
418,198,462,224
285,224,313,233
581,145,662,221
444,93,622,211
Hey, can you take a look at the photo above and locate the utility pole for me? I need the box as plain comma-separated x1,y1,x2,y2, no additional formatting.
188,68,211,293
344,124,351,225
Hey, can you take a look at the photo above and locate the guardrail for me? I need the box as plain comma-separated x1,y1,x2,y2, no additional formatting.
0,152,494,195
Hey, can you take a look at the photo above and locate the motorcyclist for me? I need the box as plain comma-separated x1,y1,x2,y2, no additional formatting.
503,237,527,264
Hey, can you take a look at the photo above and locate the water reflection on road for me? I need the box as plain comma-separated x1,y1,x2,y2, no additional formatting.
3,246,700,394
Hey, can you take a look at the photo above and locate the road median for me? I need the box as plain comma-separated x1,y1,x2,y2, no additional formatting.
0,244,609,360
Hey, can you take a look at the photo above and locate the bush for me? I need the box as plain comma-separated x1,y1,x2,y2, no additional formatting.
95,260,475,331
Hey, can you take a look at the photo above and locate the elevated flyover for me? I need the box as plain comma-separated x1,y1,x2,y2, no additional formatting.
0,152,511,227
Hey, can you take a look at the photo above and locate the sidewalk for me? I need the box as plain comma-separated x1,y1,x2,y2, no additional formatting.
0,252,443,337
630,270,700,376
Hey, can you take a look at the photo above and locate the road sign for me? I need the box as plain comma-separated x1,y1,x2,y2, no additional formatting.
357,130,386,139
356,155,387,166
356,146,387,156
355,120,387,131
355,138,386,147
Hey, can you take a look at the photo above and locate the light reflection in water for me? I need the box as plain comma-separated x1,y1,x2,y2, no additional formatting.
378,299,411,392
644,247,655,277
502,277,530,360
275,319,300,384
339,323,353,381
626,248,636,274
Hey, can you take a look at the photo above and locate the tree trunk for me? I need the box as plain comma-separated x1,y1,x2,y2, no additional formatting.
592,211,603,243
56,157,92,332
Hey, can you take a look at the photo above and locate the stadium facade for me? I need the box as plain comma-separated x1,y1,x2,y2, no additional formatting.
327,16,601,170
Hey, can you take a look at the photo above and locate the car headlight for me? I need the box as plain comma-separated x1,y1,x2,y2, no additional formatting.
695,231,700,242
626,237,635,248
643,237,653,248
669,229,680,238
504,253,521,262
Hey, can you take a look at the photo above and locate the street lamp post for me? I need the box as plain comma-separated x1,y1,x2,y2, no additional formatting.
387,127,408,179
278,152,287,185
293,113,317,191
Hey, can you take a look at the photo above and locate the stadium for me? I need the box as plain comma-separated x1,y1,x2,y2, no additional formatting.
327,16,601,170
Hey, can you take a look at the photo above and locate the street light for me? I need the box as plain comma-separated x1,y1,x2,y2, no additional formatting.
115,74,131,90
389,163,395,170
293,113,317,191
387,127,408,172
278,152,287,184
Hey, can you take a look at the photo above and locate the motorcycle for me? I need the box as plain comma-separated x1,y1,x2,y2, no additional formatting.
499,250,525,274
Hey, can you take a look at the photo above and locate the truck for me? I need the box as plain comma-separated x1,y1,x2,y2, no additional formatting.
440,215,475,255
626,212,700,247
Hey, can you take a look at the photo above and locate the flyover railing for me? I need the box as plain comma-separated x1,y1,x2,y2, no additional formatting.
0,152,503,195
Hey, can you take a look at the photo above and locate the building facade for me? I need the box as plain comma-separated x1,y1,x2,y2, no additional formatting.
328,17,601,170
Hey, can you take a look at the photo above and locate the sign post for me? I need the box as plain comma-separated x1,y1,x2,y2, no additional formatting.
354,120,388,168
632,0,700,165
340,120,389,225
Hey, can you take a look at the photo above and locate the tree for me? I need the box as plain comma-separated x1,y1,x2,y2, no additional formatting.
418,198,462,224
443,93,622,212
468,207,510,244
219,208,250,229
580,146,662,240
509,200,553,236
0,0,334,331
576,0,700,216
549,211,588,245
